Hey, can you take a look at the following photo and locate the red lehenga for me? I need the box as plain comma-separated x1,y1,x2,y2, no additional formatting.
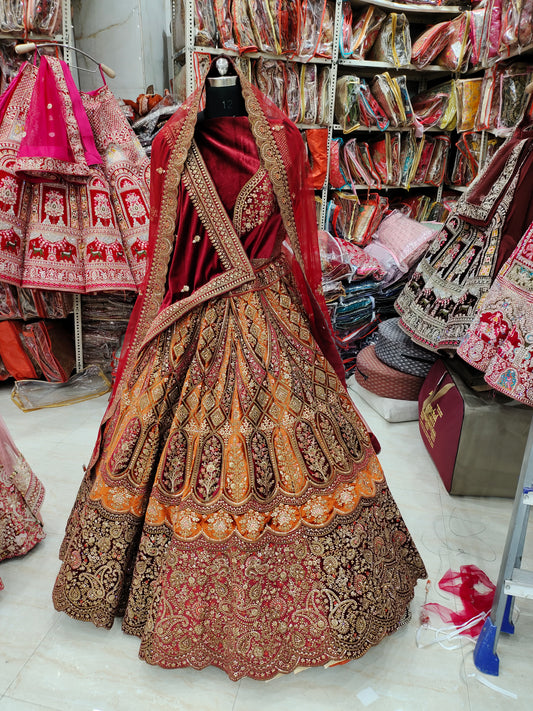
0,414,45,591
53,69,426,680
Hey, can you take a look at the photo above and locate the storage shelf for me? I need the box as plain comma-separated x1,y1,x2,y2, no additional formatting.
350,0,467,15
332,123,451,133
339,58,449,73
0,33,64,42
337,183,442,191
188,45,333,65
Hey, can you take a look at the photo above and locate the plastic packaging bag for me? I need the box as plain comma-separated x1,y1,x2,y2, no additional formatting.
456,77,483,132
412,81,456,129
25,0,62,36
358,79,390,130
335,75,361,133
300,63,318,124
438,12,471,72
344,139,381,189
315,0,335,58
193,0,218,47
340,0,353,58
329,139,350,189
369,13,412,68
233,0,258,52
498,64,532,131
255,58,286,113
351,6,387,60
0,0,24,33
317,65,332,126
450,131,482,186
285,62,301,124
371,73,404,127
248,0,278,54
411,20,454,69
11,365,111,412
518,0,533,47
277,0,299,55
213,0,238,50
298,0,328,60
425,135,451,186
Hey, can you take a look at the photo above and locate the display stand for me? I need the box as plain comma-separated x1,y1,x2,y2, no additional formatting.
473,416,533,675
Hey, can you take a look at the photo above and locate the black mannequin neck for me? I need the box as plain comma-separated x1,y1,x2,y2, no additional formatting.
204,83,247,119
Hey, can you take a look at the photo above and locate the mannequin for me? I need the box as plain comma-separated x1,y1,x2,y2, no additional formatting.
203,57,246,118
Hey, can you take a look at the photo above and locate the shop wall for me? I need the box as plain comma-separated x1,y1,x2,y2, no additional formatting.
72,0,171,99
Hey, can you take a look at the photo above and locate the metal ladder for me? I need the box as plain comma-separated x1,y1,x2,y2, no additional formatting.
473,417,533,675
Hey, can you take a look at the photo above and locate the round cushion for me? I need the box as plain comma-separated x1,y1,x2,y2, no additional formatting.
354,344,424,400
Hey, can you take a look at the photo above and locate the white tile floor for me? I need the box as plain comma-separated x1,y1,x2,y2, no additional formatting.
0,379,532,711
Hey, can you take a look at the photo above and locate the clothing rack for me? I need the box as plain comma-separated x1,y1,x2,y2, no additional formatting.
473,416,533,675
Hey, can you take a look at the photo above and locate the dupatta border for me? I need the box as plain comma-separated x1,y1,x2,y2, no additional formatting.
140,140,255,345
114,87,204,397
455,140,525,223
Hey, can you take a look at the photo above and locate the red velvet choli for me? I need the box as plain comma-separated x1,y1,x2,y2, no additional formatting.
161,116,286,310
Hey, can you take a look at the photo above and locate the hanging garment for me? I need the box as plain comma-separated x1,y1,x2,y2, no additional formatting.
0,58,139,293
53,65,426,680
0,62,36,286
458,218,533,406
395,128,533,351
81,80,150,288
0,413,45,590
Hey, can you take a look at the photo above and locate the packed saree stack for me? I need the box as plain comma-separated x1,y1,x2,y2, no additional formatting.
0,54,150,294
52,62,426,681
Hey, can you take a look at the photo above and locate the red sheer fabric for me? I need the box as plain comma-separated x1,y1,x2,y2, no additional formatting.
423,565,495,637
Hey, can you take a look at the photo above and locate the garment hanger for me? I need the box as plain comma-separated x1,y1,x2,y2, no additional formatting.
14,41,116,78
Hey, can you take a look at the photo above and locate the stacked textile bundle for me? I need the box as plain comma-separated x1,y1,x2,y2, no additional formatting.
321,211,438,386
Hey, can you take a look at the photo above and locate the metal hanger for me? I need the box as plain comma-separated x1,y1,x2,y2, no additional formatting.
14,41,116,78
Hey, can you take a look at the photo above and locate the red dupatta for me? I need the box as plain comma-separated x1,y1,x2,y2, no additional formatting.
111,61,344,409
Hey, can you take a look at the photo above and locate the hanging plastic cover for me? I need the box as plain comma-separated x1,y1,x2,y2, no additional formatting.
411,20,454,69
351,6,387,60
335,75,361,133
369,13,412,68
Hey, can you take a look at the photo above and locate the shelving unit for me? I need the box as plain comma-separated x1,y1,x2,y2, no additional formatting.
176,0,469,232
